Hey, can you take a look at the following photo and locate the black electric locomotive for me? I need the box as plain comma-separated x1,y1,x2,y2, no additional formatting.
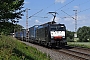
35,22,67,47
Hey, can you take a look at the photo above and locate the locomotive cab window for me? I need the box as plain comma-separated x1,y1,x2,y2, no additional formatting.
50,25,65,31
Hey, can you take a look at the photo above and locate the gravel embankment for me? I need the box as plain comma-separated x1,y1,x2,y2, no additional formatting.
22,41,81,60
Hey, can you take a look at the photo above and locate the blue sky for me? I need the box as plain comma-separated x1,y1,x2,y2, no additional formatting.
18,0,90,31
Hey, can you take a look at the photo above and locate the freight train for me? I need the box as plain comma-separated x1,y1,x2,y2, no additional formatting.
15,21,67,47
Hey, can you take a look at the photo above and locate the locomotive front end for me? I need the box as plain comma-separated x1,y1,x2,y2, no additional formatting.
50,24,67,46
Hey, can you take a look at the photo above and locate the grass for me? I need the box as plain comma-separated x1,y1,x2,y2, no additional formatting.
0,35,51,60
68,42,90,48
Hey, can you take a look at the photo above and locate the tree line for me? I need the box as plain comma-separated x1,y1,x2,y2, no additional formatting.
67,26,90,42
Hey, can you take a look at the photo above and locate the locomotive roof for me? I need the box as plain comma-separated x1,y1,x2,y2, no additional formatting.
37,21,65,29
40,22,65,26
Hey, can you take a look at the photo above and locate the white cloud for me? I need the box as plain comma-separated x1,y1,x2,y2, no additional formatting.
78,15,89,24
55,0,66,3
35,20,39,23
73,6,79,9
35,20,42,24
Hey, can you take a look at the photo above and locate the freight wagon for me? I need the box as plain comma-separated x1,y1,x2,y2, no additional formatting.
29,25,39,43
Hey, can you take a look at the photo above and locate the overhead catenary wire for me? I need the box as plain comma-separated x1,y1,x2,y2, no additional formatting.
29,0,90,18
41,0,75,23
78,7,90,14
63,0,90,11
61,10,77,33
36,2,56,14
33,2,56,22
77,0,90,14
44,2,55,10
61,10,75,19
70,7,90,16
55,0,75,11
30,0,75,22
73,0,90,15
44,0,90,23
55,0,90,14
33,0,75,20
29,9,43,18
60,0,90,31
29,0,90,25
26,2,56,26
54,0,75,21
30,16,48,18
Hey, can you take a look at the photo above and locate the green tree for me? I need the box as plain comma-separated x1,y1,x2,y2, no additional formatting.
14,24,24,32
0,0,24,35
0,0,24,21
0,22,14,35
66,30,74,42
77,26,90,42
0,22,24,35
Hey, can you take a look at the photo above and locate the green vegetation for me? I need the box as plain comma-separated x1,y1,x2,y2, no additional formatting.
77,26,90,42
0,22,24,35
68,42,90,48
66,30,74,42
0,35,51,60
67,26,90,42
0,0,24,20
0,0,24,35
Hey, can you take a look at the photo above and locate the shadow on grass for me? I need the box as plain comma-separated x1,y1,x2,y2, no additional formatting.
12,48,34,60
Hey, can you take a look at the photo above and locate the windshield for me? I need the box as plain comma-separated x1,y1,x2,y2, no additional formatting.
50,25,65,31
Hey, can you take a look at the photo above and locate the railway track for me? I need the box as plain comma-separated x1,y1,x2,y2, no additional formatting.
22,41,90,60
69,47,90,55
52,46,90,60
